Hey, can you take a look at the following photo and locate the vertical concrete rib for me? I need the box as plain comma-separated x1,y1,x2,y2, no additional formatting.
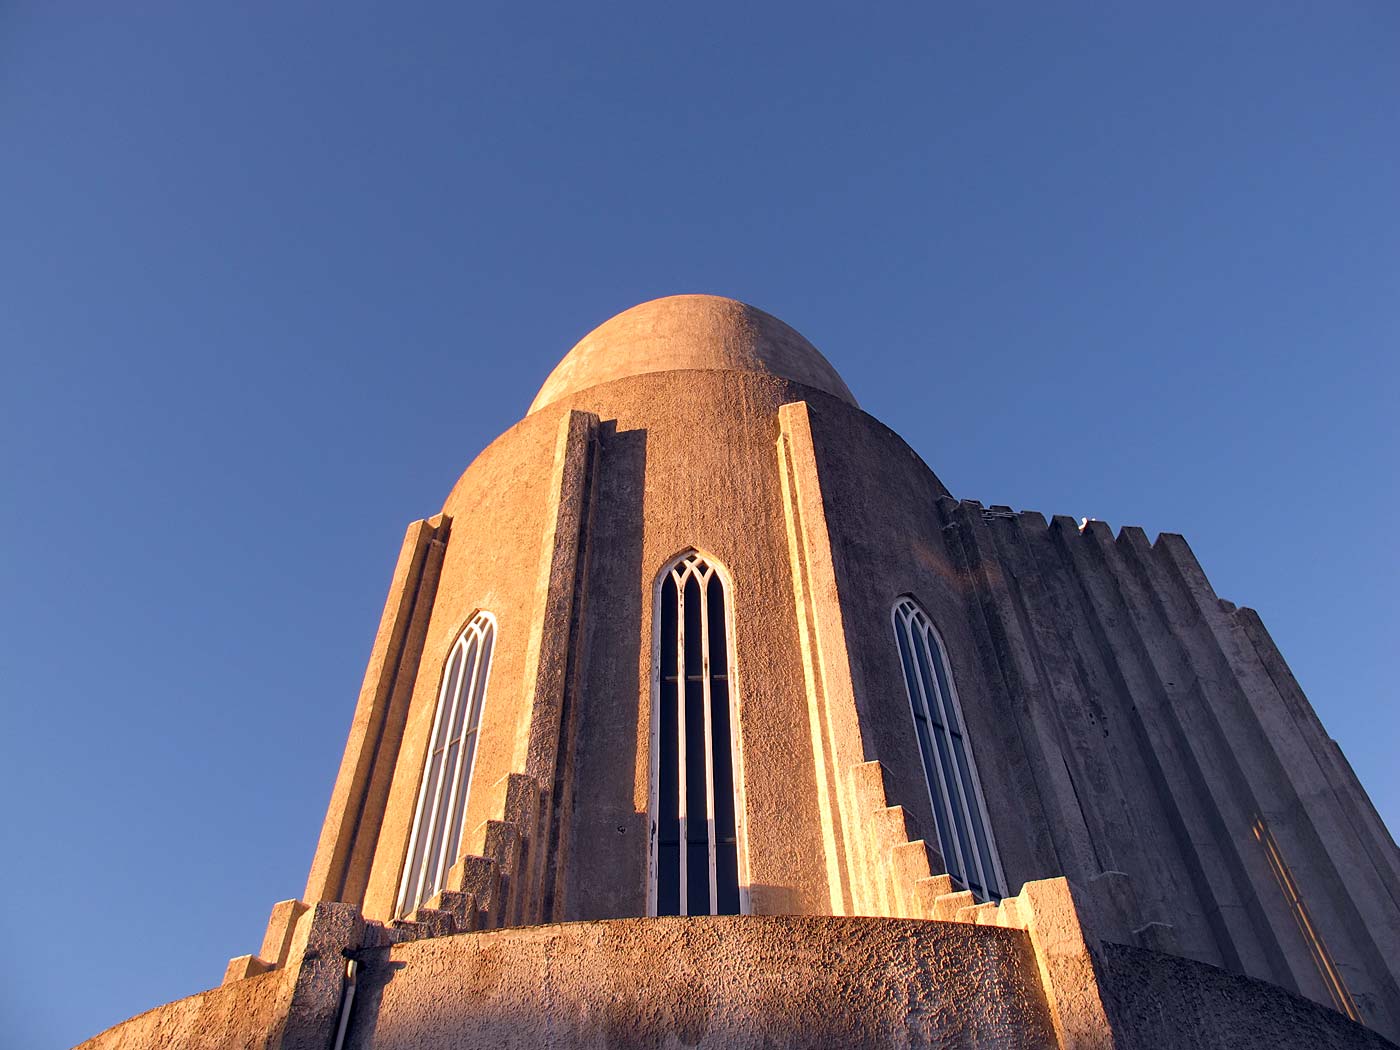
777,401,867,914
941,498,1098,882
989,510,1138,875
1054,517,1227,964
305,514,450,906
1074,520,1275,972
518,408,600,922
1034,516,1196,938
1237,611,1400,901
1113,526,1306,989
1157,535,1400,1034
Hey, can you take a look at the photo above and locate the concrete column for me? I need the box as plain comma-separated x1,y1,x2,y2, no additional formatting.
304,514,451,907
518,408,600,922
1053,518,1226,965
1156,536,1397,1035
274,901,365,1050
1237,610,1400,897
942,498,1100,882
1114,527,1300,985
990,510,1139,876
777,400,869,915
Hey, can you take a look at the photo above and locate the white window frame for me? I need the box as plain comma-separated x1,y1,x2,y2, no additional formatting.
892,596,1007,901
395,611,497,918
647,550,750,917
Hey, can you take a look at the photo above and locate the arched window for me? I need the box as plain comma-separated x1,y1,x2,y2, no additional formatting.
650,552,743,916
396,611,496,917
892,597,1006,901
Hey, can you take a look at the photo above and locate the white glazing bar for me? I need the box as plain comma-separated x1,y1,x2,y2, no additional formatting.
894,610,950,868
922,619,988,897
674,567,689,915
701,567,718,914
430,632,482,898
396,637,463,917
904,610,968,886
410,636,468,912
906,608,965,888
933,626,1006,897
446,625,493,875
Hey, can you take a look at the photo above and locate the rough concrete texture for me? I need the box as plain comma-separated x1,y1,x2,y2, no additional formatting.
1099,941,1396,1050
167,296,1398,1048
85,910,1398,1050
529,294,858,414
347,916,1056,1050
77,968,290,1050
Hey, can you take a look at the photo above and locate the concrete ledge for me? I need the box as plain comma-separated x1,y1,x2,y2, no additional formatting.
349,915,1056,1049
76,915,1396,1049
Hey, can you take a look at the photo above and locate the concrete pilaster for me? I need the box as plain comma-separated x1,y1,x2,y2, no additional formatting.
777,400,868,915
1156,535,1398,1034
518,408,600,921
942,498,1099,882
304,514,450,908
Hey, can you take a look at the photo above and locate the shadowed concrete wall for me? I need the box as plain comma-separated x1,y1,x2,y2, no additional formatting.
1099,941,1395,1050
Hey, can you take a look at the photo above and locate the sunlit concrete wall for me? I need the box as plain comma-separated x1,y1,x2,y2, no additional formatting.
292,355,1398,1039
82,901,1395,1050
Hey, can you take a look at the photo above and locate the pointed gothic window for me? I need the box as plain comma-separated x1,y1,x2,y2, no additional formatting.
396,611,496,917
651,552,743,916
892,597,1006,902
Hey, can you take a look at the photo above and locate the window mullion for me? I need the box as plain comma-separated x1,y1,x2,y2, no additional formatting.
396,637,462,917
924,624,988,896
429,633,482,897
907,616,969,887
674,570,689,916
933,629,1004,898
411,640,468,911
701,571,718,915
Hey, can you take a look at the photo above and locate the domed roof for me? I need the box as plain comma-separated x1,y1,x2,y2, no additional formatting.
529,295,858,414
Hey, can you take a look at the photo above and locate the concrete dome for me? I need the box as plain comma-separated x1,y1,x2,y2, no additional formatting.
529,294,858,414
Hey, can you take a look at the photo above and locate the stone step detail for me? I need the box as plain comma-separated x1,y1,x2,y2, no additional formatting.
226,773,551,982
849,759,953,919
423,889,479,933
845,751,1170,954
957,901,1001,925
933,890,977,921
915,875,956,919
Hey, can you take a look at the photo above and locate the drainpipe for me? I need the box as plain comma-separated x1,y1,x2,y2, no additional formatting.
332,958,358,1050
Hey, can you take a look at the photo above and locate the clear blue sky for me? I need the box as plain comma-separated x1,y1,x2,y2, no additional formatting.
2,4,1395,1046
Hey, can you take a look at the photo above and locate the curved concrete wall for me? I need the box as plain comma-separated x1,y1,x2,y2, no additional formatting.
84,916,1394,1050
296,361,1400,1039
78,968,288,1050
348,916,1054,1049
327,369,942,925
1099,941,1394,1050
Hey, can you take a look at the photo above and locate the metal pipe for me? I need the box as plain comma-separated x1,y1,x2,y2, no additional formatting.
332,958,358,1050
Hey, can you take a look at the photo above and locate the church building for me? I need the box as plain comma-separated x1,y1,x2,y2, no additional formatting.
81,296,1400,1048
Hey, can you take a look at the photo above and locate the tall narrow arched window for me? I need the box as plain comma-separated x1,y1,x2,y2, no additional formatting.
892,597,1006,902
396,611,496,917
650,552,744,916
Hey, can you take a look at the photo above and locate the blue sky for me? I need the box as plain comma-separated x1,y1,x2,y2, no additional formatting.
2,4,1396,1045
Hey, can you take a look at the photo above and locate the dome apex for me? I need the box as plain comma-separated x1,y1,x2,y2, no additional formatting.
528,295,857,414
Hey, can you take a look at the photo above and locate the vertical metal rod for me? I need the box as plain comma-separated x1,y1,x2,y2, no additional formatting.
903,606,968,886
396,637,462,917
674,567,689,915
701,566,718,914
